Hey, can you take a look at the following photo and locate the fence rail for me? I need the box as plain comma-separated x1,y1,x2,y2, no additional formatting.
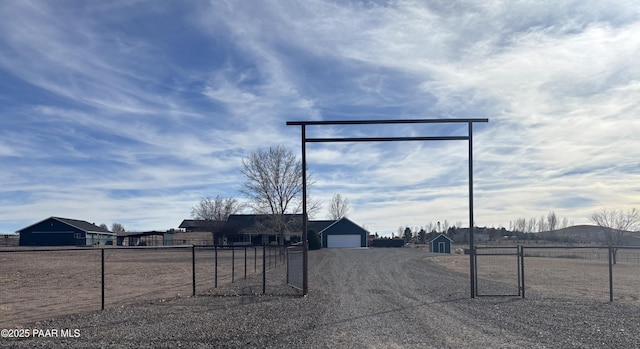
0,245,295,327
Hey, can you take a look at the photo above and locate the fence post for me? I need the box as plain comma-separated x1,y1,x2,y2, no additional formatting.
232,247,235,283
262,243,266,294
469,246,478,298
609,246,614,302
101,248,105,310
520,246,526,299
517,245,521,297
214,245,218,288
254,247,257,273
192,245,196,296
244,247,247,279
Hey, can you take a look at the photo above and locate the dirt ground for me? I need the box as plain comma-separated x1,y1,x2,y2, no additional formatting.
0,246,280,327
6,248,640,349
3,245,639,330
428,251,640,303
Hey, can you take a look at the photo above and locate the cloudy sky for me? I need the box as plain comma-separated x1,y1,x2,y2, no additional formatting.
0,0,638,235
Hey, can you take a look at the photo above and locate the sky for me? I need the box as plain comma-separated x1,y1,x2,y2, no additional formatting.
0,0,639,236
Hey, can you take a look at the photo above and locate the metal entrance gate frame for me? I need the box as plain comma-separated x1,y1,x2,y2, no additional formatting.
474,246,522,297
287,118,489,297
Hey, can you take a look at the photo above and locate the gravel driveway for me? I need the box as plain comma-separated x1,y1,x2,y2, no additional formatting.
5,248,640,348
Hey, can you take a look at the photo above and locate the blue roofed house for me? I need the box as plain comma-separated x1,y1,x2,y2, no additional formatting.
17,217,115,246
312,217,369,249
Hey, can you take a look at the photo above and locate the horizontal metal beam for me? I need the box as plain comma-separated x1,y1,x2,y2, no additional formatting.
305,136,469,143
287,118,489,126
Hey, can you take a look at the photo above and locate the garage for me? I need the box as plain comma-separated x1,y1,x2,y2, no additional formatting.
316,217,369,249
327,234,362,248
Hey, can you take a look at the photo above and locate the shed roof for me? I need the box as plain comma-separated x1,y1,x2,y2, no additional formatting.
429,233,453,243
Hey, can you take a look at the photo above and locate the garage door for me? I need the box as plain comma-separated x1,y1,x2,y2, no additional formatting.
327,234,361,248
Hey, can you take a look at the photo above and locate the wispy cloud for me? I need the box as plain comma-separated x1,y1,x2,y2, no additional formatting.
0,0,639,234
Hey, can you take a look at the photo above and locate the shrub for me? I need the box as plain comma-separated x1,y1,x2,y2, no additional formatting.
308,231,322,250
370,238,405,248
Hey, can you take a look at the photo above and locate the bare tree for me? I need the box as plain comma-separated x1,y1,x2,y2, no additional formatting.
547,211,558,232
426,222,435,234
240,145,320,246
111,223,125,233
513,217,526,234
559,216,571,242
560,217,570,230
328,193,350,220
191,196,242,245
441,220,450,234
526,217,537,234
537,215,547,233
98,223,108,231
590,208,640,264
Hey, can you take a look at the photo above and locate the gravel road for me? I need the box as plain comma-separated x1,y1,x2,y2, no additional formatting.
5,248,640,348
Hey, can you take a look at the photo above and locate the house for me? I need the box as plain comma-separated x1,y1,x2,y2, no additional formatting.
178,220,222,232
307,220,334,235
429,233,452,253
17,217,115,246
226,214,305,245
313,217,369,249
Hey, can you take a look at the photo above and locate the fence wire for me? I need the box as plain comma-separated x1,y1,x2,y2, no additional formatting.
473,245,640,303
0,245,292,328
474,247,520,297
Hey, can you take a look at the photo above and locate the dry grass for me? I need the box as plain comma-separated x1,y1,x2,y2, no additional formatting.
0,246,277,327
428,252,640,304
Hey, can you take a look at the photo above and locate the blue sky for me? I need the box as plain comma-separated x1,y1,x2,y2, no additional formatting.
1,0,639,235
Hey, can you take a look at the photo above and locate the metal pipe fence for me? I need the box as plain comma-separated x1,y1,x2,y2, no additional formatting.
474,245,640,303
0,245,290,328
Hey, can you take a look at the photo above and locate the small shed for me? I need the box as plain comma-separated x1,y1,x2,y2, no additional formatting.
429,234,453,254
317,217,369,249
117,231,174,246
17,217,115,246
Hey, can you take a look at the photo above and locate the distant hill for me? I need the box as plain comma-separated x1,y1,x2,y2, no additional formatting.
538,225,640,246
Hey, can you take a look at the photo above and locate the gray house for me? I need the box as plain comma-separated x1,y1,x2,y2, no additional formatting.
17,217,115,246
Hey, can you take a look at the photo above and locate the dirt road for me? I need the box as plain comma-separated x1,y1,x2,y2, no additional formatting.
5,248,640,348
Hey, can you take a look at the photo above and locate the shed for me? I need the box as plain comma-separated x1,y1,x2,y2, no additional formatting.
429,233,453,253
17,217,115,246
117,231,173,246
317,217,368,249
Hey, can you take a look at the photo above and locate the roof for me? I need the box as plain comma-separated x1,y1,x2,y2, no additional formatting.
16,216,114,235
317,217,371,235
227,214,305,234
429,233,453,243
117,231,170,237
308,220,335,233
179,220,223,229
